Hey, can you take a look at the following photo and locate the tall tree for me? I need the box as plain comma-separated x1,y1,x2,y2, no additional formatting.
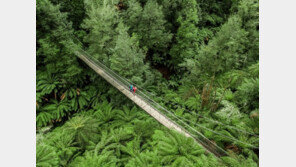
136,0,172,63
238,0,259,64
122,0,143,34
169,0,201,69
37,0,82,81
82,0,119,64
36,0,85,128
188,15,248,78
110,22,148,84
50,0,86,30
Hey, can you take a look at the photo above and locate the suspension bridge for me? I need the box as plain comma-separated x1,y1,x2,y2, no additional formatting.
73,48,258,158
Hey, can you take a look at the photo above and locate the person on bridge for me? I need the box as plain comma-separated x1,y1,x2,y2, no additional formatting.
133,86,137,95
129,84,133,92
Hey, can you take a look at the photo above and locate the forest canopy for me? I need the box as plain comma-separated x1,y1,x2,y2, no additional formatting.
36,0,259,166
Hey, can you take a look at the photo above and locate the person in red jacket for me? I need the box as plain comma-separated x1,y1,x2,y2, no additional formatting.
133,86,137,95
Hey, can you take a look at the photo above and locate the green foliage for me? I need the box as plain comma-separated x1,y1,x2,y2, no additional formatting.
36,72,61,96
63,115,100,148
50,0,86,30
70,90,90,111
36,0,259,166
114,106,140,126
69,151,117,167
36,144,59,167
197,15,248,75
125,151,162,167
139,0,172,50
37,0,83,80
169,0,200,68
152,130,205,166
133,118,160,139
237,0,259,63
110,22,148,84
82,0,119,63
37,111,53,128
221,155,258,167
122,0,143,34
43,129,78,166
92,101,117,126
123,0,172,65
185,94,202,111
235,78,259,113
43,100,71,120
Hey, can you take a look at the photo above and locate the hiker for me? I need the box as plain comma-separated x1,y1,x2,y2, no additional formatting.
129,84,133,92
133,86,137,95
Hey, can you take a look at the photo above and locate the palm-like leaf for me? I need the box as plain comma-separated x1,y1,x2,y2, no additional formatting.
36,144,59,167
120,136,142,157
37,72,61,96
221,155,257,167
93,101,117,126
113,106,140,127
152,130,205,165
69,151,117,167
45,131,78,166
185,95,201,111
43,100,71,121
125,151,162,167
70,91,90,111
36,111,53,128
63,115,100,148
87,130,113,155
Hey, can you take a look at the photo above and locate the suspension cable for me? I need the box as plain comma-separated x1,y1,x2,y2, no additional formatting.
77,49,258,148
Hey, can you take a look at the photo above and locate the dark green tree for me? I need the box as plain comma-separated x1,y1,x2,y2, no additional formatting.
169,0,201,69
136,0,173,63
82,0,119,64
193,15,248,77
110,22,149,84
237,0,259,64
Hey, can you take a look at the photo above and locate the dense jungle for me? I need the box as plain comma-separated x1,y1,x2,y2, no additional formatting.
36,0,259,166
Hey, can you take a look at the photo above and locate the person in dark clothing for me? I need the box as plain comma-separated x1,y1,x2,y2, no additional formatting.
129,84,133,92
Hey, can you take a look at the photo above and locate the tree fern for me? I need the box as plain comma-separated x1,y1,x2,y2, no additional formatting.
87,86,104,109
120,136,142,158
195,154,223,167
235,78,259,113
69,151,117,167
87,130,113,154
247,62,259,78
36,144,59,167
152,130,205,165
43,100,71,121
221,155,257,167
45,131,78,166
36,111,53,128
113,106,140,127
37,72,61,96
92,101,117,127
70,90,90,111
63,115,100,148
133,119,159,140
125,151,162,167
185,95,201,111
